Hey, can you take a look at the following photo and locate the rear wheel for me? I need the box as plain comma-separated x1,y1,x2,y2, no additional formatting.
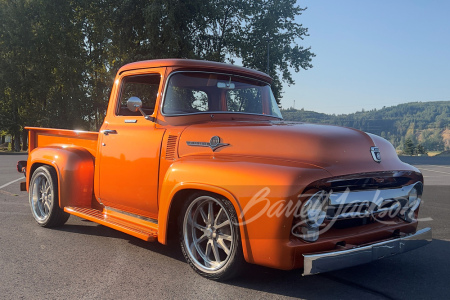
29,166,69,227
179,193,244,281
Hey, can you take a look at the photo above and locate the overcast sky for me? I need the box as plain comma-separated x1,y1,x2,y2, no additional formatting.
281,0,450,114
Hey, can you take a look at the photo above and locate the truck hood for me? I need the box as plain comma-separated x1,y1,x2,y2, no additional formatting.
177,121,413,176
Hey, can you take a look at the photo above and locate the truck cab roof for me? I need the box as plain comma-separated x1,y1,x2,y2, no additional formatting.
118,58,272,84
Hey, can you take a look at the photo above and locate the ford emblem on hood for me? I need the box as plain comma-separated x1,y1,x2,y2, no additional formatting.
371,146,381,163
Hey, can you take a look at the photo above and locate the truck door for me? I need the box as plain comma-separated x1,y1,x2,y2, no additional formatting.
97,71,165,219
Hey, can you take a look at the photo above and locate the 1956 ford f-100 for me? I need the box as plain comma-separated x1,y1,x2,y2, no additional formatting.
17,59,431,280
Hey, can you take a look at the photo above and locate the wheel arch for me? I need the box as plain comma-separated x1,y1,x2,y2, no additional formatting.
28,146,95,208
28,164,70,227
159,184,244,241
158,184,254,263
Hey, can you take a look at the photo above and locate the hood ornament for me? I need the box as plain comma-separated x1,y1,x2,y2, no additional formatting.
187,136,230,151
371,146,381,163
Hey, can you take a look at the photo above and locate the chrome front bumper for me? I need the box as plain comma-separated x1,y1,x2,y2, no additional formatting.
303,227,432,275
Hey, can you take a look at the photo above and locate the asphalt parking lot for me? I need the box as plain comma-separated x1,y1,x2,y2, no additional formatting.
0,154,449,300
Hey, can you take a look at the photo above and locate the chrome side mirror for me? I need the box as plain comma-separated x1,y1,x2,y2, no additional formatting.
126,96,155,122
127,96,143,112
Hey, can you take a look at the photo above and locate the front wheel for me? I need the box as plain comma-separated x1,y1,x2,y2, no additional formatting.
29,166,69,227
179,193,244,281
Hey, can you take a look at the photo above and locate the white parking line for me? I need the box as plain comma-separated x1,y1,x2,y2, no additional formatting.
0,177,24,189
419,168,450,175
432,165,450,169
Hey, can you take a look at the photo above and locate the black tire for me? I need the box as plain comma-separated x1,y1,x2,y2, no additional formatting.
179,192,244,281
29,165,69,227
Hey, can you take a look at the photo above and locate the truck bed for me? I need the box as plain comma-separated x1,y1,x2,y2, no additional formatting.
26,127,99,157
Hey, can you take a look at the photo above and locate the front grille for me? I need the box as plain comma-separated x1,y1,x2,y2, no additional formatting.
331,217,374,229
328,176,410,192
326,198,401,220
292,171,423,236
309,171,422,193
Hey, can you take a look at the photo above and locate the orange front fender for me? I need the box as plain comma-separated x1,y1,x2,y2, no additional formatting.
157,156,330,267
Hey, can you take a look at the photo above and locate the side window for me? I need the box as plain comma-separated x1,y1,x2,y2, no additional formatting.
117,74,161,116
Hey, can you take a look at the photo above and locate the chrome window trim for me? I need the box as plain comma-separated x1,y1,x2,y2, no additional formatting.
115,73,162,117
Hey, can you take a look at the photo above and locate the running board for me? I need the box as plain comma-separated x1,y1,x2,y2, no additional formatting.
64,206,158,242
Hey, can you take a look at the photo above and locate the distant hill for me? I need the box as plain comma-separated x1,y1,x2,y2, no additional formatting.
281,101,450,152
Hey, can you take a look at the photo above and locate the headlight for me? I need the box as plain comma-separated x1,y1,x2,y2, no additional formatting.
305,193,327,228
299,191,328,242
408,186,421,211
401,183,422,222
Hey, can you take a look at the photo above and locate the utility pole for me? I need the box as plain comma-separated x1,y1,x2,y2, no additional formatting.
266,38,270,74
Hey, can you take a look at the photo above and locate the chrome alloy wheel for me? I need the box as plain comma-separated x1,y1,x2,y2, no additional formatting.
29,166,69,228
182,195,235,273
30,172,53,222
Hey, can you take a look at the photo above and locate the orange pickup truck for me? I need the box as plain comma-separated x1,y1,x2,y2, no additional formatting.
18,59,431,280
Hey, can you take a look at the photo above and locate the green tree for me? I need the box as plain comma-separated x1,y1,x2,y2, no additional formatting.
237,0,314,100
417,144,427,155
1,0,315,141
402,136,414,155
0,0,34,150
403,139,415,155
0,0,89,149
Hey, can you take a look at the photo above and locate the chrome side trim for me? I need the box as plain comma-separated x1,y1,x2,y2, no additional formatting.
104,207,158,224
303,227,432,276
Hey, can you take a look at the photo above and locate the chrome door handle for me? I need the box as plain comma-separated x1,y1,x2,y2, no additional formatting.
102,129,117,135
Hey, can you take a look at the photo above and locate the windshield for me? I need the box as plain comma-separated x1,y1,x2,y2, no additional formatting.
162,72,282,118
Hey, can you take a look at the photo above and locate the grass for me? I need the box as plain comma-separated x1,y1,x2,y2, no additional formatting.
427,151,441,157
